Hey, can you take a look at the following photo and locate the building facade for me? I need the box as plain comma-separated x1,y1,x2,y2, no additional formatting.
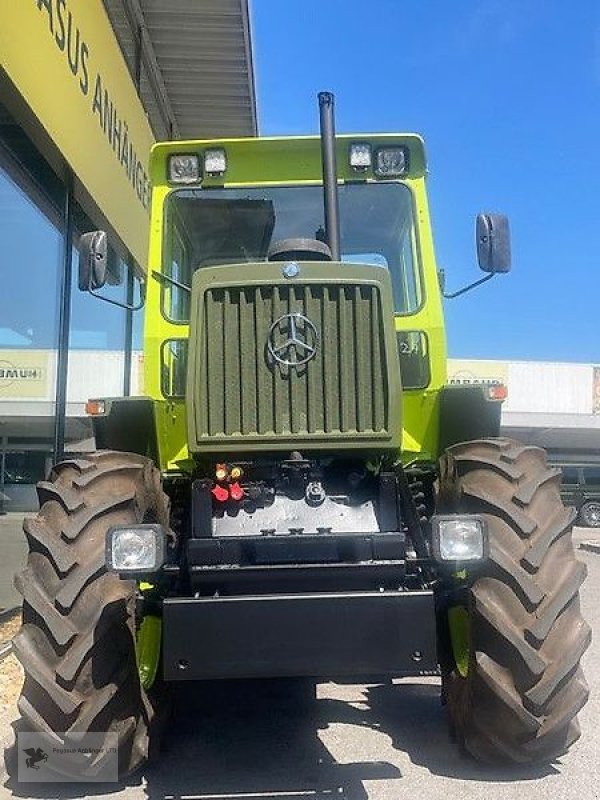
0,0,256,511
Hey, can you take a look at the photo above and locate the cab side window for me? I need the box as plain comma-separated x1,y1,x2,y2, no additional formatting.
168,231,191,321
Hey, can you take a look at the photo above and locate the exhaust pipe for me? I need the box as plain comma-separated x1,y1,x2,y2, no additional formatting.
318,92,341,261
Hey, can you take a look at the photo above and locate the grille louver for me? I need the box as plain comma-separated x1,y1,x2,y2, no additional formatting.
188,265,401,453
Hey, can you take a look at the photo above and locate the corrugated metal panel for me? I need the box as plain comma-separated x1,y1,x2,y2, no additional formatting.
103,0,256,140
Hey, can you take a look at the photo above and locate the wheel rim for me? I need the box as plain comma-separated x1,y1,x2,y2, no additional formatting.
583,502,600,526
448,606,471,678
136,614,162,690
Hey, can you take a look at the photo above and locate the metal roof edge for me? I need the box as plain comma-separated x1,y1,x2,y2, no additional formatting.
241,0,258,136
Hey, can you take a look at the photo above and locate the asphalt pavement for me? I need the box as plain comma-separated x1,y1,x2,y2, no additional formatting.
1,527,598,800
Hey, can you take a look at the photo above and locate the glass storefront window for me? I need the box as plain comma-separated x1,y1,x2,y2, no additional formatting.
68,199,135,398
0,168,62,351
69,245,129,351
0,97,141,520
68,246,132,399
3,451,47,485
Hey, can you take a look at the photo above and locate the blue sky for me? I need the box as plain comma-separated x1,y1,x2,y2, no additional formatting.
252,0,600,362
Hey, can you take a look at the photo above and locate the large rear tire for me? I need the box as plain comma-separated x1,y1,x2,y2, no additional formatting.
12,451,169,779
437,438,591,764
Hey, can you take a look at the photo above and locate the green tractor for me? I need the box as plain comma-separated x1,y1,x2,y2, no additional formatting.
14,93,590,778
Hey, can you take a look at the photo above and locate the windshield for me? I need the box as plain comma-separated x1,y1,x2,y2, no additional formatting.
162,182,422,321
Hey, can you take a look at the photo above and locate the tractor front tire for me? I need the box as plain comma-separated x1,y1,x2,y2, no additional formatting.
437,438,591,764
12,451,169,780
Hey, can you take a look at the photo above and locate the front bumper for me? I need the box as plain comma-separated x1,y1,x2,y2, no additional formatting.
162,589,437,681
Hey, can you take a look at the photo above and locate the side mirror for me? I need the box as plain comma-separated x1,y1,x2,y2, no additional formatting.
476,213,511,273
78,230,108,291
443,213,513,299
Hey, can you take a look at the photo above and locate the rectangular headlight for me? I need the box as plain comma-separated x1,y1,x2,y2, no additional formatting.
349,142,372,170
374,146,409,177
204,148,227,176
106,524,166,574
168,154,200,184
431,515,487,563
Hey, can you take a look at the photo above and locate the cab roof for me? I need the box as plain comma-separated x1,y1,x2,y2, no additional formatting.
150,133,427,186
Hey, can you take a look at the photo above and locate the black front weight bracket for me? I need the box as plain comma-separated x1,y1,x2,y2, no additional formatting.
162,589,437,681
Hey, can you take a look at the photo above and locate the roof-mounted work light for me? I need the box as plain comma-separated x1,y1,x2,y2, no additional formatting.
349,142,372,171
168,154,201,184
204,148,227,176
374,146,409,177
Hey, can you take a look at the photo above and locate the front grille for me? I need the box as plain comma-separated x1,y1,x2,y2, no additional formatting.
189,275,399,452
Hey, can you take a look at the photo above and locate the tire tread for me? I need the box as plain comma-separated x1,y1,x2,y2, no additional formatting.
12,451,166,779
440,437,590,764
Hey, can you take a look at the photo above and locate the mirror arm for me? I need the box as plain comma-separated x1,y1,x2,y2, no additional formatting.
88,278,146,311
442,272,495,300
151,269,191,293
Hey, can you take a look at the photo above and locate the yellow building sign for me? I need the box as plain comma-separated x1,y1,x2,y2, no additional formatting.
0,0,155,268
0,351,50,399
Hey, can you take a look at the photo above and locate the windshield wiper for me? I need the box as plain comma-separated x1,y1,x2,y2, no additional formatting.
151,270,191,293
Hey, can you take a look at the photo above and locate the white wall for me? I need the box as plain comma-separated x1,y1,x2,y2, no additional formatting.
448,358,599,417
504,362,594,415
2,351,599,422
66,351,144,407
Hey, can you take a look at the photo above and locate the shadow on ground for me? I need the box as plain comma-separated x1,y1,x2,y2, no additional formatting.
143,680,399,800
365,682,556,782
5,678,559,800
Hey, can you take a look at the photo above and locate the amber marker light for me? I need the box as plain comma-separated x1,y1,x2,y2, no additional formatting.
486,384,508,401
85,399,106,415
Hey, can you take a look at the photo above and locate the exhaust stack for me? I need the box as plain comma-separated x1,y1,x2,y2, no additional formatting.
318,92,341,261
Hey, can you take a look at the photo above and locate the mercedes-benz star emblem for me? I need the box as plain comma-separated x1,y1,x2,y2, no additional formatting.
267,313,319,367
282,262,300,279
